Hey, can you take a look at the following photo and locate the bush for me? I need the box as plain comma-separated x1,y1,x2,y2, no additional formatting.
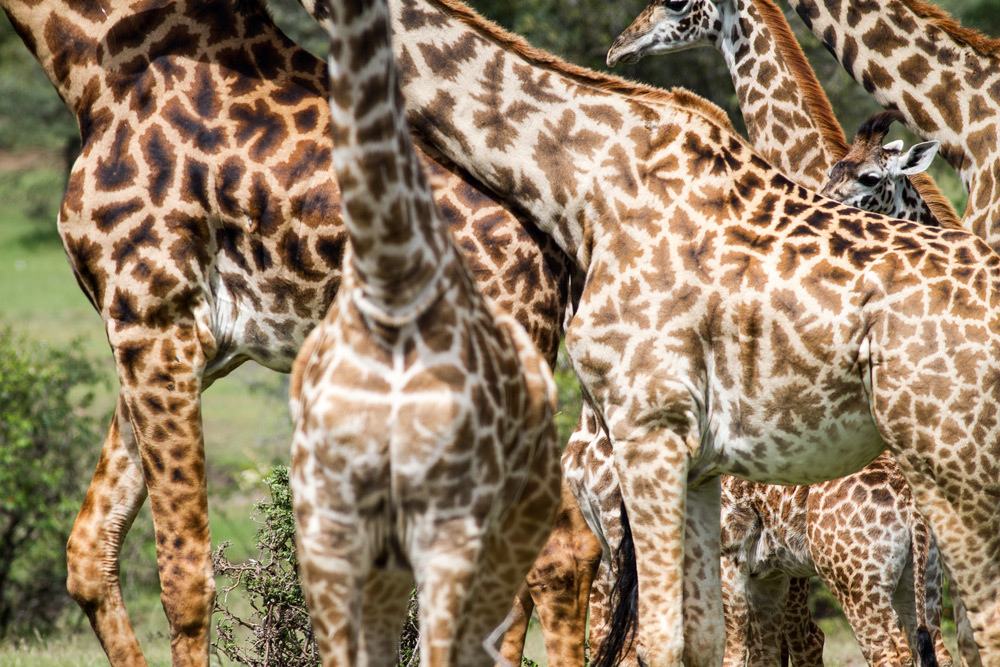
212,466,419,665
0,327,104,639
213,466,320,667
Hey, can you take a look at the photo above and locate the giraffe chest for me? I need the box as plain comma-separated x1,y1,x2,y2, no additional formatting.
294,273,541,523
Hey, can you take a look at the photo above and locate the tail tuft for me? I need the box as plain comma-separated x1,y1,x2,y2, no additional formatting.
917,626,938,667
591,501,642,667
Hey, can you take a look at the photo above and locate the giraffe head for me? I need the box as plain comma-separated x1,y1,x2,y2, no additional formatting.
821,110,940,216
606,0,724,66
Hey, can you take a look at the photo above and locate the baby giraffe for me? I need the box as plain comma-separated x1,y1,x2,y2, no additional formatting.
823,111,943,221
288,0,562,665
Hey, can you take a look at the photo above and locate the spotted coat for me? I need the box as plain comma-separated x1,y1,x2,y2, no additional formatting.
288,0,561,663
0,0,569,663
368,0,1000,663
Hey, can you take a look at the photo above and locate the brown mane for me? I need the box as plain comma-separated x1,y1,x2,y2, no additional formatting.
752,0,849,158
908,172,963,228
899,0,1000,58
426,0,740,134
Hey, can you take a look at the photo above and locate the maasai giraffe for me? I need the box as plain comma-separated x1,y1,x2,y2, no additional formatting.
783,0,1000,250
573,115,951,667
597,1,958,661
287,0,561,662
604,0,959,222
823,110,943,220
722,455,953,667
0,1,577,663
315,0,1000,663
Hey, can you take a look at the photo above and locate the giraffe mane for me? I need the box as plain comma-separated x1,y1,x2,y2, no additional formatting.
751,0,849,157
425,0,740,135
898,0,1000,58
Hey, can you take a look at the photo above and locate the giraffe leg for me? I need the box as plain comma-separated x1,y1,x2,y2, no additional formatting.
524,476,602,667
720,555,750,667
559,404,622,663
944,566,983,667
682,477,725,665
820,561,910,666
588,553,617,661
66,396,149,666
109,327,216,667
744,575,790,667
609,433,690,667
497,582,534,667
359,570,416,667
290,460,368,667
465,432,562,667
782,577,824,667
891,465,1000,663
891,560,926,665
870,370,1000,663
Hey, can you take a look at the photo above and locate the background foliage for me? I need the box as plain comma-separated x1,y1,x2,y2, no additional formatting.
0,330,104,639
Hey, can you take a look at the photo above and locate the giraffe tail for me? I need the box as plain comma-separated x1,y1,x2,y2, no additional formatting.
591,500,645,667
910,498,938,667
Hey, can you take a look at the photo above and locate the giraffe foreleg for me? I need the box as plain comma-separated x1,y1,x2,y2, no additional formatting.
66,395,149,667
110,326,215,667
720,555,750,667
781,577,824,667
608,433,692,667
743,575,791,667
497,582,534,667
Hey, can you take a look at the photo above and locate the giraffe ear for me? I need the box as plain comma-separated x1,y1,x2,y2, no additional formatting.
897,141,940,176
882,139,904,153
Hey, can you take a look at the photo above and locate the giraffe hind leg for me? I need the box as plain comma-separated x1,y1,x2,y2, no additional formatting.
66,395,149,666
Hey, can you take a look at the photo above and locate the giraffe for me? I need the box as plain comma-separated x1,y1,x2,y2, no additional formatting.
570,102,952,662
604,0,959,224
0,1,574,663
782,0,1000,250
596,1,958,661
287,0,562,662
823,110,943,221
317,0,1000,663
722,455,953,667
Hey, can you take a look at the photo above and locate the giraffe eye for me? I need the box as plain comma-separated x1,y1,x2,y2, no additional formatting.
858,173,881,187
662,0,689,12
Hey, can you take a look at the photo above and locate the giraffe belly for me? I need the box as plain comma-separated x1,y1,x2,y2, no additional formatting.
709,395,885,485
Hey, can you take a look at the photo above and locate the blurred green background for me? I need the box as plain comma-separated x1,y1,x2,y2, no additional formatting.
0,0,983,663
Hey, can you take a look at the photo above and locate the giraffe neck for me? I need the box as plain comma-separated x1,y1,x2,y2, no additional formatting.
325,0,450,312
383,0,732,270
720,0,847,191
786,0,993,207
